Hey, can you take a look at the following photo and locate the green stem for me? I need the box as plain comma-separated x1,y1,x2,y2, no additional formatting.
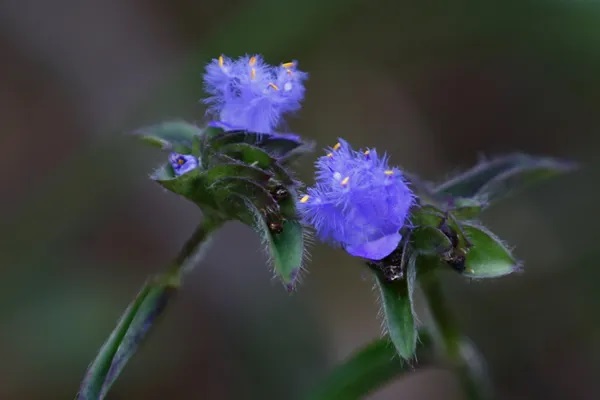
420,272,491,400
166,215,223,281
76,216,223,400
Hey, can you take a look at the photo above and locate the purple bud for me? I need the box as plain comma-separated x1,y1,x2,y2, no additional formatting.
169,153,198,176
298,139,415,260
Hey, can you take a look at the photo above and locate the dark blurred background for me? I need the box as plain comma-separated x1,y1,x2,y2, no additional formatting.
1,0,598,399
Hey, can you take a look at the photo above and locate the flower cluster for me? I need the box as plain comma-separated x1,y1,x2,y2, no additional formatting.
203,55,308,134
298,140,415,260
169,54,308,176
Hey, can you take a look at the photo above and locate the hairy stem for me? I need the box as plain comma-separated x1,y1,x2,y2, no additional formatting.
76,215,223,400
420,272,491,400
167,215,223,281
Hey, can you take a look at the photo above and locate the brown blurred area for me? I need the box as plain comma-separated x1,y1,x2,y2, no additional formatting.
1,0,599,399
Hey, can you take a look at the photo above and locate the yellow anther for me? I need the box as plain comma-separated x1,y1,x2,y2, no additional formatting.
384,170,394,175
341,176,350,186
364,150,370,155
327,153,333,157
218,55,224,67
333,142,341,150
268,82,280,90
251,68,256,80
282,62,295,69
300,195,309,203
249,56,257,66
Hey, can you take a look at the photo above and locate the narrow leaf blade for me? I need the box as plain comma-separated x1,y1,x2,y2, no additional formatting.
77,279,175,400
475,157,577,203
305,332,433,400
374,256,418,360
135,121,204,152
435,153,576,200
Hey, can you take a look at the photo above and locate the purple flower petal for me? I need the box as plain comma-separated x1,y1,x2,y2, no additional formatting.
169,153,198,176
203,55,308,134
345,232,403,260
299,139,415,260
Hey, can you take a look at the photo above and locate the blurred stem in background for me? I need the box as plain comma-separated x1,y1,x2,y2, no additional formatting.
306,272,492,400
76,215,223,400
421,271,491,400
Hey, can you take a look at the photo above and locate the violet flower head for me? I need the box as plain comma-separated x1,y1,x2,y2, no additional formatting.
169,153,198,176
203,54,308,134
298,139,415,260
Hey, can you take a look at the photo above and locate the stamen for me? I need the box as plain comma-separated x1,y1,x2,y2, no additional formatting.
300,195,309,203
218,55,224,67
178,158,185,165
249,56,257,66
268,82,279,90
327,153,333,158
333,143,341,150
251,68,256,80
364,150,370,155
282,62,295,69
341,176,350,186
384,170,394,176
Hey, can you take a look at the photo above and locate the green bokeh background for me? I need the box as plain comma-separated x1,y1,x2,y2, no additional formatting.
0,0,597,398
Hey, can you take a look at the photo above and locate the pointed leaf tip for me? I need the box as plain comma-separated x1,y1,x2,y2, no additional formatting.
135,121,204,153
268,220,304,288
435,153,577,203
374,253,418,361
461,222,520,279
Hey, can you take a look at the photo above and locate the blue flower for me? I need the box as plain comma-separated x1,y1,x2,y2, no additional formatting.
169,153,198,176
298,139,415,260
203,55,308,134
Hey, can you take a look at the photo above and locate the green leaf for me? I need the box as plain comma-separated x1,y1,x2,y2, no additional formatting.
462,222,521,279
212,177,278,223
434,153,576,201
152,167,222,214
374,253,418,360
475,157,577,203
304,332,433,400
219,143,295,185
409,204,445,228
260,136,304,158
203,163,272,185
243,199,304,289
76,219,220,400
209,130,261,148
135,121,204,153
449,197,487,220
77,277,176,400
411,226,453,256
269,220,305,290
410,205,471,250
209,130,311,161
151,162,279,220
278,140,315,165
